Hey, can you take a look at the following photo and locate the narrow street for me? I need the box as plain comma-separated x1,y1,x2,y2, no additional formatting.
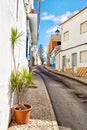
34,65,87,130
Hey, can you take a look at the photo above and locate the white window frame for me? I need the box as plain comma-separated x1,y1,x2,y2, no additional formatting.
80,21,87,34
80,50,87,63
63,31,69,41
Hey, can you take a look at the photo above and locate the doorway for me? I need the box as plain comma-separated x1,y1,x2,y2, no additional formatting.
72,53,77,73
62,56,66,72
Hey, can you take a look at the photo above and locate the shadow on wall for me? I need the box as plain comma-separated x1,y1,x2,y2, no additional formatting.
0,85,12,130
0,84,18,130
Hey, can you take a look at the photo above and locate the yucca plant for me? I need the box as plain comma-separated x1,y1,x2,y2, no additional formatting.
11,27,24,72
10,68,34,109
10,28,34,110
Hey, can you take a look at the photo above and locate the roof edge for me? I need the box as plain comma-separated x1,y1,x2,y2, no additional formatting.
60,7,87,26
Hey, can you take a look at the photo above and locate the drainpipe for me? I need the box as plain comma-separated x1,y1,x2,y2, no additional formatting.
28,44,32,71
29,46,33,71
26,17,32,71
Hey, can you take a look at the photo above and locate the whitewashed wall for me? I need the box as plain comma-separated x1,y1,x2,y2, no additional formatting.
61,8,87,50
0,0,26,129
60,8,87,70
60,44,87,70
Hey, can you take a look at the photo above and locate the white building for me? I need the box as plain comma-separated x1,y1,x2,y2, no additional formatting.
0,0,41,129
59,7,87,76
0,1,26,129
47,34,61,67
25,0,41,69
30,46,41,65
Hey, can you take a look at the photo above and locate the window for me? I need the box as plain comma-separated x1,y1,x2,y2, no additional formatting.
80,50,87,63
63,31,69,41
80,21,87,34
57,41,61,45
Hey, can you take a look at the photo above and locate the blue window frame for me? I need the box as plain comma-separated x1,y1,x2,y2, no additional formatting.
26,32,28,59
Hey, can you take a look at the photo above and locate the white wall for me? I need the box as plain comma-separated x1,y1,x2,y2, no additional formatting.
0,0,26,129
60,44,87,70
28,13,38,45
60,8,87,71
61,8,87,50
14,0,28,70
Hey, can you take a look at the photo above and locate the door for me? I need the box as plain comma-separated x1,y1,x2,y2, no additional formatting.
72,53,77,73
62,56,66,72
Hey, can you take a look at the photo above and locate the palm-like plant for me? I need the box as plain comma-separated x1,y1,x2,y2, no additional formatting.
10,68,34,109
10,28,34,110
11,27,24,72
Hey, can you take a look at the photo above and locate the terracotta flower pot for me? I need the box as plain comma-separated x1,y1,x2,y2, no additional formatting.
13,104,32,124
29,9,35,13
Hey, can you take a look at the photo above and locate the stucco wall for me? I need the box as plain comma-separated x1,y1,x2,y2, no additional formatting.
60,44,87,69
61,8,87,50
0,0,26,129
49,41,58,53
59,8,87,75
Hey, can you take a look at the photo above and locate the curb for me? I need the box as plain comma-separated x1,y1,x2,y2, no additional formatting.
44,66,87,85
34,70,59,130
43,77,59,130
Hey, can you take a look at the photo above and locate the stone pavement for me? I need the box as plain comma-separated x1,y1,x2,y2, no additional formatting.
44,65,87,85
8,71,59,130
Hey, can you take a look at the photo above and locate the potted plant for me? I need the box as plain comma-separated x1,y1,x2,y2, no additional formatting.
10,28,34,124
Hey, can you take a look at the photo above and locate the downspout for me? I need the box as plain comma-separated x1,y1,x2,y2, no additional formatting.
26,17,32,70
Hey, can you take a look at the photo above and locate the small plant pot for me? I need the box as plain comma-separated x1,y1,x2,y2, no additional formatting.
29,9,35,13
13,104,32,124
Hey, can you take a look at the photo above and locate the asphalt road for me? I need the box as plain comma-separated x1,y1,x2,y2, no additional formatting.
35,65,87,130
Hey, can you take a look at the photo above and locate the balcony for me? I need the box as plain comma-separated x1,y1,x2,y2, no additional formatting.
28,13,39,45
25,0,40,45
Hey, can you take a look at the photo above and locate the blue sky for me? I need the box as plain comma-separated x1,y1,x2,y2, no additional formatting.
37,0,87,51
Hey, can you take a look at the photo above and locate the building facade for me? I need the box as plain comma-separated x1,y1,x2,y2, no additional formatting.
0,0,26,129
47,34,61,67
0,0,41,129
55,45,61,70
25,0,41,69
60,7,87,76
